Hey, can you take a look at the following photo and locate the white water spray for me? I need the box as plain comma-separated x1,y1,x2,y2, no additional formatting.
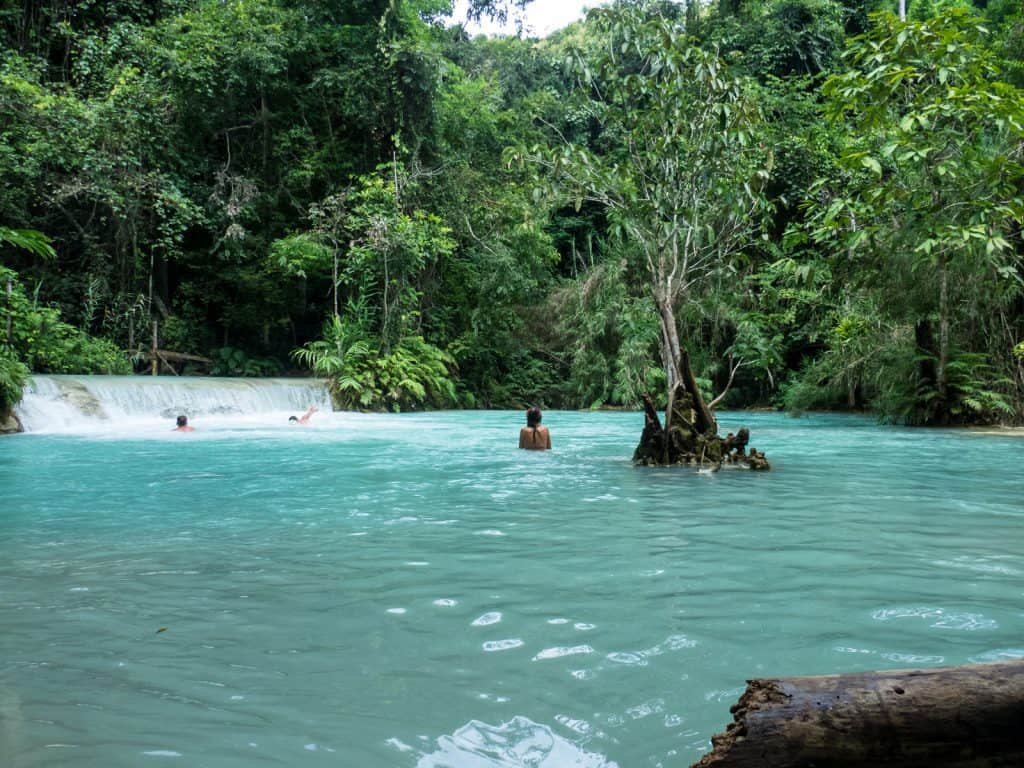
15,375,332,433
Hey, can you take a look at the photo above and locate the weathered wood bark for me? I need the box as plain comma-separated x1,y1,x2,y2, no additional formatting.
633,388,767,469
632,394,667,465
679,349,716,435
693,660,1024,768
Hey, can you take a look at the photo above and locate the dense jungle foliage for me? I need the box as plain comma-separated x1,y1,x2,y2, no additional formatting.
0,0,1021,423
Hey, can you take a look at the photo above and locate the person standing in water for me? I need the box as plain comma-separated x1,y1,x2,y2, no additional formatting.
289,405,318,425
173,415,195,432
519,406,551,450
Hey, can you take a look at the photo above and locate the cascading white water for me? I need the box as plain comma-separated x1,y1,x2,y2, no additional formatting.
15,375,332,433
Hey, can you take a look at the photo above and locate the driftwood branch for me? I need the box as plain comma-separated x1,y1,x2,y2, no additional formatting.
708,356,748,411
693,660,1024,768
144,350,213,364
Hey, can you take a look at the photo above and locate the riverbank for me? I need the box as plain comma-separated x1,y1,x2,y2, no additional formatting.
963,425,1024,437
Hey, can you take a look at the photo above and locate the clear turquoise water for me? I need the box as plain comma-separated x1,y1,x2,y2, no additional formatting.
1,411,1023,767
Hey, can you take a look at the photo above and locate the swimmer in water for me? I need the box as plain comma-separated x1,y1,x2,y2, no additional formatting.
173,415,195,432
289,405,318,425
518,406,551,450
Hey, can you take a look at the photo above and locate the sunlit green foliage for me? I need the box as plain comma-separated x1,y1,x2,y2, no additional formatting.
293,313,457,412
0,346,29,414
0,0,1020,423
803,10,1024,423
0,267,130,375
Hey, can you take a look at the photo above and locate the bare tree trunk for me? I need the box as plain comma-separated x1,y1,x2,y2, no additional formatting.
151,321,158,377
656,293,683,391
654,292,716,435
332,251,339,319
937,253,950,423
693,659,1024,768
680,350,716,434
5,278,11,343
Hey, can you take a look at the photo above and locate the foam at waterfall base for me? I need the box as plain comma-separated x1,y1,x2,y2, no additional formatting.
15,375,332,434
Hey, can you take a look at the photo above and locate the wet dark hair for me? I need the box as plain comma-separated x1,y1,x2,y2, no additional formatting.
526,407,542,428
288,415,298,422
176,415,188,427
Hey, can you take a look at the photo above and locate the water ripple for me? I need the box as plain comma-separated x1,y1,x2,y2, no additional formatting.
871,606,998,631
3,409,1022,768
415,716,618,768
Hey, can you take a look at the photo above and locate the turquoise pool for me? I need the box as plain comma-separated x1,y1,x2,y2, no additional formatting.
1,406,1022,766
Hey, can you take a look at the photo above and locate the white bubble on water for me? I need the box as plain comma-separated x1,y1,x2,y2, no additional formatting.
387,608,407,615
386,738,414,753
606,652,647,666
533,645,593,661
433,598,457,607
626,699,664,720
415,716,618,768
880,652,945,665
664,714,685,728
663,634,698,651
969,648,1024,663
871,606,997,631
554,714,592,735
483,638,524,652
834,646,875,655
472,612,502,626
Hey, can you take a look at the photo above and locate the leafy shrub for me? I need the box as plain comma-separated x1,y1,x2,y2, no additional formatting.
0,346,28,414
782,310,1017,425
0,267,130,374
210,346,283,377
293,315,457,412
873,351,1016,426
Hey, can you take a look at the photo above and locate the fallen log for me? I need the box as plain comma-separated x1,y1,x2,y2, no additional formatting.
144,350,213,364
692,659,1024,768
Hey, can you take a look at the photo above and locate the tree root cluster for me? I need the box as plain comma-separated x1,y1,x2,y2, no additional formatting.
632,386,769,470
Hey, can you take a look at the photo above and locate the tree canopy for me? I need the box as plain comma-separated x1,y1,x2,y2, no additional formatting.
1,0,1021,423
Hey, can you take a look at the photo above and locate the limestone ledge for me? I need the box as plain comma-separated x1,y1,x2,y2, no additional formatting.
0,411,23,435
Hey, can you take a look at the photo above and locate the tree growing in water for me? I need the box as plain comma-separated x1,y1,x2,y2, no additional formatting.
513,1,772,465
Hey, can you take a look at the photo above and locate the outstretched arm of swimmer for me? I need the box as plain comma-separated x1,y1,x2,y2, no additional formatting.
298,405,318,424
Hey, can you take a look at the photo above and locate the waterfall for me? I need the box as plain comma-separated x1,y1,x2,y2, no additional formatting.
15,375,332,433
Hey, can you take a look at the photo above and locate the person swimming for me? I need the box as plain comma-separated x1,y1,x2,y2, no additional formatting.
289,406,318,425
519,406,551,450
173,415,195,432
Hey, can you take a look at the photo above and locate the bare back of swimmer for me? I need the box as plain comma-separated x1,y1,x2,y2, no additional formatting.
518,407,551,450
